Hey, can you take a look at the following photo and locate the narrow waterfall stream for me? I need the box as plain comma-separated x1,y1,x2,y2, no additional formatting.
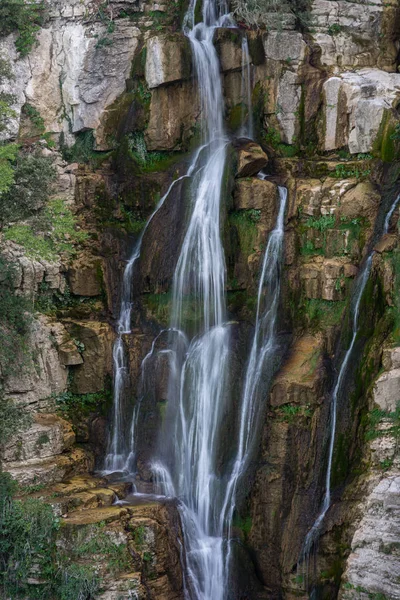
221,186,287,545
300,191,400,574
240,36,254,139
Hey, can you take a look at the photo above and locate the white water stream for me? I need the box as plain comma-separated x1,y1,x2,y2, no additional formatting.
300,192,400,568
105,1,289,597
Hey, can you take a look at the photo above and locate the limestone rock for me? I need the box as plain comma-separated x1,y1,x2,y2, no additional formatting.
235,140,268,178
373,368,400,413
3,413,75,463
215,28,246,72
270,335,324,408
146,81,199,151
145,34,191,89
310,0,399,72
64,320,114,394
300,257,357,301
5,447,93,487
234,178,277,212
322,69,400,154
0,16,140,148
4,316,68,412
340,476,400,600
68,254,103,297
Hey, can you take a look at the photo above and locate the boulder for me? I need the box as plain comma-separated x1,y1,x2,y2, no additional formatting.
234,140,268,178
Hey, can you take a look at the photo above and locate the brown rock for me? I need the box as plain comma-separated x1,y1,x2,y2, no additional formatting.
64,320,114,394
68,254,103,297
146,81,199,151
234,178,277,212
234,140,268,177
374,233,398,254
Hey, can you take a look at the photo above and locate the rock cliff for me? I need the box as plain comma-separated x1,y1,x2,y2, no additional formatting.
0,0,399,599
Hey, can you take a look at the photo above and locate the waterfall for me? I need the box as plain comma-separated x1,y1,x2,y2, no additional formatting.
240,36,254,139
104,149,207,474
300,191,400,568
151,3,232,597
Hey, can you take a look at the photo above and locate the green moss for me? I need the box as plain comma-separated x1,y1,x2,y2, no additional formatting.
229,210,259,257
303,299,346,330
227,104,244,132
373,110,400,163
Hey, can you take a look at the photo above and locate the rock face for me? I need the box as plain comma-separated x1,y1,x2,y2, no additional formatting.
1,0,400,599
340,477,400,600
322,69,400,153
2,413,93,486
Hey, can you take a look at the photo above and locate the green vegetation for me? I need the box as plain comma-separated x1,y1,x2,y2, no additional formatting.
365,402,400,442
75,523,132,575
0,149,56,225
0,58,16,135
389,249,400,344
54,389,112,421
331,163,371,179
327,23,342,36
0,472,103,600
229,210,260,257
4,198,88,261
0,256,33,378
22,103,45,134
276,403,312,422
0,0,47,57
303,298,346,330
231,0,312,30
127,132,178,172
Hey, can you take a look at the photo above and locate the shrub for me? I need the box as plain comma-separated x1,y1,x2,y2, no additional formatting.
0,144,18,196
0,472,57,597
0,150,56,225
0,256,33,378
4,198,89,261
0,0,47,57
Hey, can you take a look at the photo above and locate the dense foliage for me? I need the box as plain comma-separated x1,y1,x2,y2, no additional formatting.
0,0,47,56
0,150,56,225
0,256,33,378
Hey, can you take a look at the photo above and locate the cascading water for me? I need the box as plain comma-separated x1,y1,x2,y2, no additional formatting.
104,147,207,474
221,186,287,540
106,2,288,597
151,3,232,598
299,191,400,571
240,36,254,139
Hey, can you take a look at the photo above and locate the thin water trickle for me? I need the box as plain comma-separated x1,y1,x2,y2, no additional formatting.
299,192,400,576
239,36,254,139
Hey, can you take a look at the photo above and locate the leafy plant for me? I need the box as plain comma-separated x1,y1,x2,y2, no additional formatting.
0,0,48,57
0,149,56,225
54,389,111,419
4,198,88,261
305,214,336,232
0,256,33,378
327,23,342,36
